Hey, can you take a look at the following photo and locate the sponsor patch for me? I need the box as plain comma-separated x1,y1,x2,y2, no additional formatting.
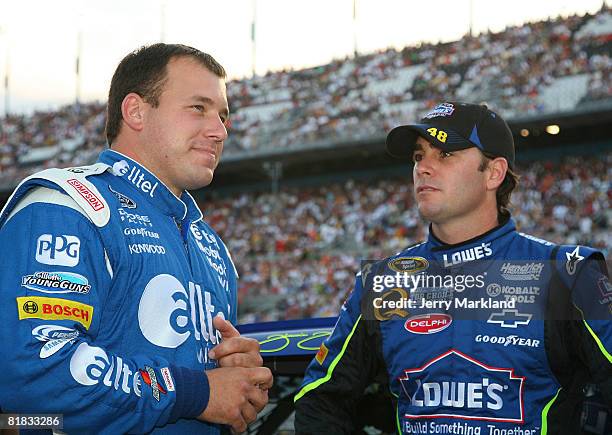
565,246,584,275
374,287,410,321
423,102,455,119
140,366,167,401
405,314,452,334
67,178,105,211
443,243,492,267
487,309,532,329
597,276,612,305
36,234,80,267
108,186,137,209
475,334,539,348
118,208,153,227
128,243,166,255
112,160,159,198
32,325,79,358
22,271,91,294
399,349,525,423
486,283,539,304
160,367,175,392
499,262,544,281
17,296,93,329
388,257,429,274
315,343,328,365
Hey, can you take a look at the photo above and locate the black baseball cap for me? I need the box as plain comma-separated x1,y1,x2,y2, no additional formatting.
386,102,515,168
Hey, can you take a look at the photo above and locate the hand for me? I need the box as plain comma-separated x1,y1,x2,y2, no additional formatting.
198,366,273,433
209,316,263,369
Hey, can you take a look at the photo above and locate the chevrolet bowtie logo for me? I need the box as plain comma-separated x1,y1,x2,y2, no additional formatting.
565,246,584,276
487,309,532,328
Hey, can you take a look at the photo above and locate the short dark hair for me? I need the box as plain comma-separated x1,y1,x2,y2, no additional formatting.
105,43,226,145
478,153,520,219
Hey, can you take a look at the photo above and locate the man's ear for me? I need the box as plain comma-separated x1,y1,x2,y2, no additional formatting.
120,93,147,132
486,157,508,191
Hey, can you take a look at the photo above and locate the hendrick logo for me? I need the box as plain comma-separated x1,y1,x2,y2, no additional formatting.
399,349,525,423
405,314,452,335
443,243,492,267
500,262,544,281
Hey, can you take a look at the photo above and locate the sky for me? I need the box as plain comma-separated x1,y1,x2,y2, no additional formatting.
0,0,607,114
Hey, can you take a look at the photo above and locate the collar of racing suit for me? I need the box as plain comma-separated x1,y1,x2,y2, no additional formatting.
426,215,516,267
98,149,204,224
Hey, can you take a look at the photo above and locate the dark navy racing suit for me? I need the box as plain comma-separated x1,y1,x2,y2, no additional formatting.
295,217,611,434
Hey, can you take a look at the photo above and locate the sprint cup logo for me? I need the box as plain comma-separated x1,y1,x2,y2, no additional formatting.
400,350,525,423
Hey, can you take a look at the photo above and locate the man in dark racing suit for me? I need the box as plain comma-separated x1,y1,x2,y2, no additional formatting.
294,102,611,434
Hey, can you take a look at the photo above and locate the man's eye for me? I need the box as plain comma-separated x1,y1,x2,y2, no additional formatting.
413,153,423,162
440,151,453,158
192,105,205,112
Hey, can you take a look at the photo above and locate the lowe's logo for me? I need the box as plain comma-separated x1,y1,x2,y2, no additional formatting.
399,349,525,423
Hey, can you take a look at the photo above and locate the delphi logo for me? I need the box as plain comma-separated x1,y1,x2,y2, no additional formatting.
112,160,159,198
400,349,525,423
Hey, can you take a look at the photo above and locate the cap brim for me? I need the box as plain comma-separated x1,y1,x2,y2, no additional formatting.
385,124,473,158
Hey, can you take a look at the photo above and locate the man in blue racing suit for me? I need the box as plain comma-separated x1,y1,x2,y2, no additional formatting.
0,44,272,434
295,102,611,434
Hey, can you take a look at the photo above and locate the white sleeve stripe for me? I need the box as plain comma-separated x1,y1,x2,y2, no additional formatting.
5,186,89,224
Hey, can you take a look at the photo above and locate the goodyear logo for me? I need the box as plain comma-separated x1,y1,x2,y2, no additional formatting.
388,257,429,274
17,296,93,329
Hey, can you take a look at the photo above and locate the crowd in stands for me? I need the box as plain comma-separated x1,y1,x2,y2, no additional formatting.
1,6,611,188
207,152,610,323
0,7,610,322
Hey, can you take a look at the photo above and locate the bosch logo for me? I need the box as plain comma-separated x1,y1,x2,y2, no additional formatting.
35,234,80,267
22,300,39,314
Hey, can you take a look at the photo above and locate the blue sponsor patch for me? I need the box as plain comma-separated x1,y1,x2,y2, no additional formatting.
399,349,525,423
21,271,91,294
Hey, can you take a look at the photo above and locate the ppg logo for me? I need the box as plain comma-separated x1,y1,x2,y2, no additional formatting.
36,234,81,267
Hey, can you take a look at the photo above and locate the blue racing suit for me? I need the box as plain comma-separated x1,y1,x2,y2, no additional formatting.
0,149,238,434
295,217,611,434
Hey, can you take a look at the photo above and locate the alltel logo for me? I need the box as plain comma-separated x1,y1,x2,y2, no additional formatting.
405,314,452,334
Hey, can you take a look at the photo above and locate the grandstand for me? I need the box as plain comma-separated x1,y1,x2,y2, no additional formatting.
0,7,610,323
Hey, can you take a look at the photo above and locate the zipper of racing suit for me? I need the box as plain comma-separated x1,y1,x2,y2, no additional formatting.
174,217,192,269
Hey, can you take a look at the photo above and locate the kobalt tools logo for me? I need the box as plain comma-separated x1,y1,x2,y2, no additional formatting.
112,160,159,198
443,243,492,267
138,274,225,363
400,349,525,423
405,314,452,334
70,342,142,396
66,178,105,211
486,284,540,304
36,234,80,267
500,263,544,281
32,325,79,358
22,271,91,294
